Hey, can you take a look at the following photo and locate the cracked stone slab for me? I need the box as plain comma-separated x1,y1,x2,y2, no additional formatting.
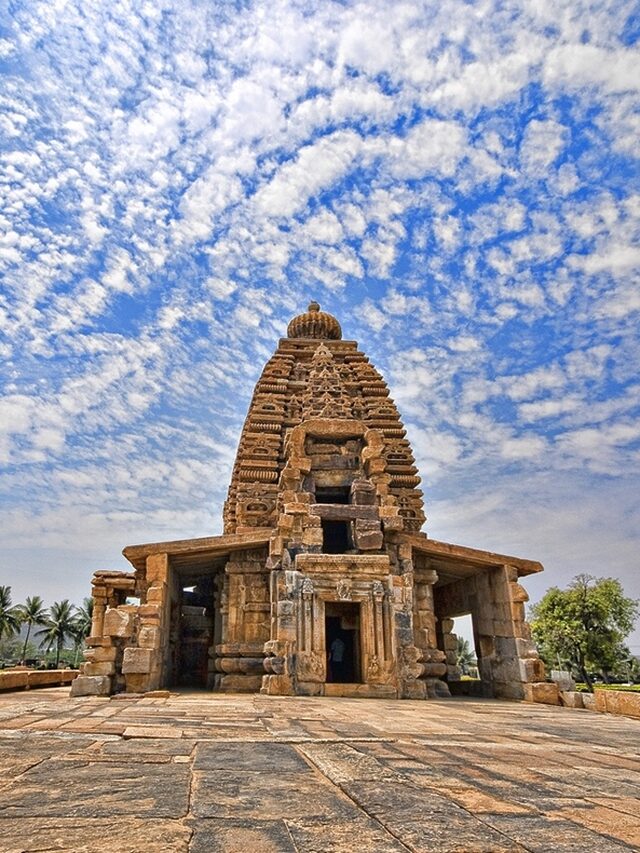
0,818,191,853
188,818,296,853
194,741,310,773
0,758,190,818
285,814,409,852
298,741,396,783
191,768,358,820
484,814,636,852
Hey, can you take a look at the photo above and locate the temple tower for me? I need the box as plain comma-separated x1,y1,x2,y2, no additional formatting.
220,301,435,698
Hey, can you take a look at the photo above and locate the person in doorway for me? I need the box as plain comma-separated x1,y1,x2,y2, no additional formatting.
329,635,346,682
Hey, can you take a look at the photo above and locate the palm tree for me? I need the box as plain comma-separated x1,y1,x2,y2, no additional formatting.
456,636,477,676
36,600,76,667
74,597,93,638
71,598,93,665
0,586,21,641
16,596,49,664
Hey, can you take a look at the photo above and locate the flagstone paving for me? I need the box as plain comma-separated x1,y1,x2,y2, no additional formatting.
0,687,638,852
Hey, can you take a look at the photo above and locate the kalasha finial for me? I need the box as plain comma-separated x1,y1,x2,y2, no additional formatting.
287,301,342,340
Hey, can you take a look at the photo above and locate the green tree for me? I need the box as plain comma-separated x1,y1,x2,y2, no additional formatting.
16,596,49,664
530,574,638,690
456,636,477,675
70,598,93,665
0,586,21,642
36,600,76,668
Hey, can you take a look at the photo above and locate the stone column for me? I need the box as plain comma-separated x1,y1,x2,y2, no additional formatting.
122,552,169,693
262,569,298,695
413,568,448,696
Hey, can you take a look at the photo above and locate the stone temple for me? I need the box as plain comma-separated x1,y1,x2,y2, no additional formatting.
73,302,556,703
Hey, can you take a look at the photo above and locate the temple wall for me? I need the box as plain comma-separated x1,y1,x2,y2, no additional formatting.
433,566,558,703
214,548,270,693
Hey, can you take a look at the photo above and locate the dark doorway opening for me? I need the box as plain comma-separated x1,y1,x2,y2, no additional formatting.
174,576,214,688
322,519,350,553
325,601,361,683
315,486,350,504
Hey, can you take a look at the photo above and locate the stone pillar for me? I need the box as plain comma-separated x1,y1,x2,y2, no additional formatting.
216,554,270,692
138,553,169,691
262,569,298,695
72,572,136,697
413,567,449,697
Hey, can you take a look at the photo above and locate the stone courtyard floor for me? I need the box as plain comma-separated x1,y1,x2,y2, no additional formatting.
0,688,638,852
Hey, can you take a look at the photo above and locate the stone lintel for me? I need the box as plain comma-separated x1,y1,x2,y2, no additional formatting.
122,530,272,571
295,553,390,574
92,570,136,582
309,504,379,521
404,533,543,576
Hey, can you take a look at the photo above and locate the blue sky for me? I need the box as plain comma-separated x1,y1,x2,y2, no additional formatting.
1,1,639,652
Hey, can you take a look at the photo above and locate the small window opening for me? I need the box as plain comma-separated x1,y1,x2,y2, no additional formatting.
322,519,350,553
315,486,350,504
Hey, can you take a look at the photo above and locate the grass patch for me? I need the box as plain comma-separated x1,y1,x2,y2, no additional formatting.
575,683,640,693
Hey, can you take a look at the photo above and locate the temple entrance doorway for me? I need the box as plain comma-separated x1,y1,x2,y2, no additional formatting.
172,574,216,688
325,601,361,683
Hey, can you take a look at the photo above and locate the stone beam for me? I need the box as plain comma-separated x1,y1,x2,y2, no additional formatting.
403,533,543,576
122,531,272,571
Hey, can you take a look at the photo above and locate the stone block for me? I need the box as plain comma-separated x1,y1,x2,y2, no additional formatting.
440,617,454,633
523,681,560,705
301,528,323,546
492,658,521,682
492,619,516,637
125,673,151,693
295,680,323,696
494,636,518,657
401,679,427,699
122,647,154,675
550,669,575,691
103,607,134,638
510,602,525,622
423,661,447,677
138,604,162,620
582,692,596,710
350,478,377,505
138,626,161,649
518,657,546,682
605,690,640,719
443,634,457,651
146,553,168,583
0,670,29,690
84,646,117,663
509,582,530,603
354,529,384,550
219,674,264,692
560,690,584,709
70,675,111,696
415,611,436,630
425,678,451,698
86,636,113,647
593,689,608,712
83,661,116,677
515,637,539,658
494,681,526,700
413,628,432,649
146,586,166,603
